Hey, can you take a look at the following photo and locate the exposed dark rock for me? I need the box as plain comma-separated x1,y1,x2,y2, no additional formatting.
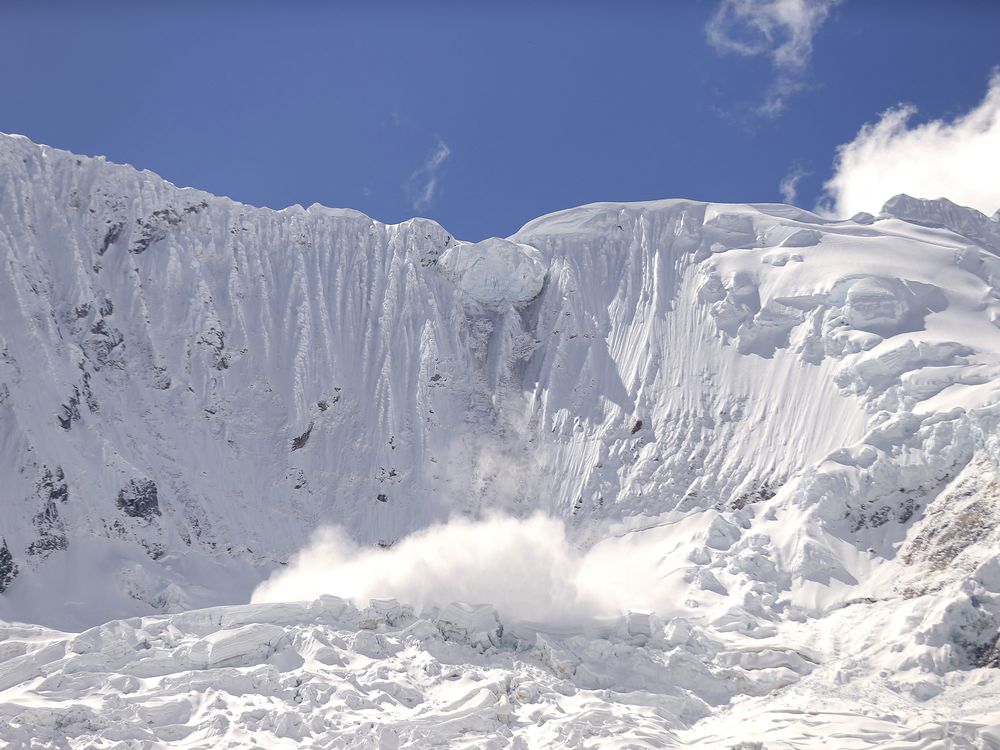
117,479,161,520
897,496,916,523
974,636,1000,668
291,422,314,451
26,505,68,557
98,220,123,255
868,505,892,527
730,482,777,511
81,371,99,413
39,466,68,503
854,480,937,533
151,365,171,390
129,201,208,254
631,419,643,434
317,392,342,410
58,387,82,429
900,466,996,569
198,327,228,370
24,466,70,558
84,320,125,371
377,494,388,503
949,609,1000,669
74,302,91,319
376,466,402,484
99,297,114,316
32,498,61,529
418,235,451,268
0,539,17,593
130,209,180,254
419,250,440,268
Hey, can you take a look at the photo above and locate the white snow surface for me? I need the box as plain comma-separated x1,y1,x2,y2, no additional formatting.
1,134,1000,747
437,237,546,307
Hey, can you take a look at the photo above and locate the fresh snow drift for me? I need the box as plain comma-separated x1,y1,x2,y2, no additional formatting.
1,133,1000,747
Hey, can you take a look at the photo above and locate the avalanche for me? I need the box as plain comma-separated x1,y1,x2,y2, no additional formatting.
1,133,1000,748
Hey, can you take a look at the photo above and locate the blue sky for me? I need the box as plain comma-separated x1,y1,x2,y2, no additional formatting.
2,1,999,239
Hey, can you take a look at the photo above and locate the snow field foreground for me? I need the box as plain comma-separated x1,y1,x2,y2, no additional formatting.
2,134,1000,746
1,585,999,750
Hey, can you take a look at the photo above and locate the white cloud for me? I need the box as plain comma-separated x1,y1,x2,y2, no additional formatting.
706,0,840,117
406,139,451,213
779,163,808,204
820,72,1000,218
252,513,670,624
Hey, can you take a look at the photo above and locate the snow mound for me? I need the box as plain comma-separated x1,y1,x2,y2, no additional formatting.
437,236,546,306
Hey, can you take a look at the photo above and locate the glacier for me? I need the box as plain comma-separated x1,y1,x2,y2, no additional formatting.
1,133,999,748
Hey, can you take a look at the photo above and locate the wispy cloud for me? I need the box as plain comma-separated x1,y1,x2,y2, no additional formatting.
820,71,1000,218
406,139,451,213
706,0,841,117
779,162,809,204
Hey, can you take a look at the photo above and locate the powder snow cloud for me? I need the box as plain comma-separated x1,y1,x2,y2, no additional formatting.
406,139,451,212
820,72,1000,218
252,513,669,624
706,0,841,117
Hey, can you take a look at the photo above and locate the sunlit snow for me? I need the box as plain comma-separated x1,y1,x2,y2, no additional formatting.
1,134,999,748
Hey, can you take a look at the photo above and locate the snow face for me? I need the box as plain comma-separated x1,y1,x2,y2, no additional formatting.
437,236,546,307
2,134,1000,747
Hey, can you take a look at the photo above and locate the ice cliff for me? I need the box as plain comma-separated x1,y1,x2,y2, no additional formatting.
3,133,1000,747
1,134,1000,629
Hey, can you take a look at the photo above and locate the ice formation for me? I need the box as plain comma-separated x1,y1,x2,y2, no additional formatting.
437,237,546,307
1,133,999,747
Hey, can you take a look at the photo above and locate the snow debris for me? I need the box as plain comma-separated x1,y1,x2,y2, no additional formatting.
437,236,546,307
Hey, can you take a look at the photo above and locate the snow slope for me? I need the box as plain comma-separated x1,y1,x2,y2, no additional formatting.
1,134,1000,747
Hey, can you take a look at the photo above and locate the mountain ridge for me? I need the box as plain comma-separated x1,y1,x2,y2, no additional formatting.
2,132,1000,748
2,133,1000,628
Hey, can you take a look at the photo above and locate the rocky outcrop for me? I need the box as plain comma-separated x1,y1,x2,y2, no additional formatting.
291,422,313,451
0,540,16,593
117,480,161,521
